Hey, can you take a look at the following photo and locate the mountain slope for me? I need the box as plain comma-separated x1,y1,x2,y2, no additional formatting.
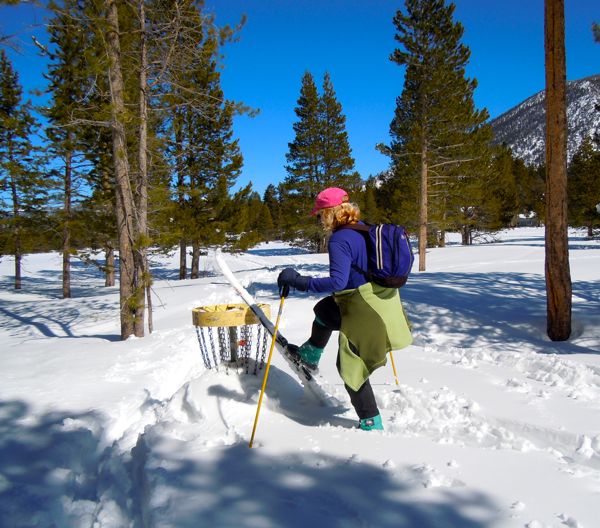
490,74,600,165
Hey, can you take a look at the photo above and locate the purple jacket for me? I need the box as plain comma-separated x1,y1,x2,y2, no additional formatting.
307,226,369,293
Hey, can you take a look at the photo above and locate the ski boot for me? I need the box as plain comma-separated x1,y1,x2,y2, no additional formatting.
358,414,384,431
287,341,324,371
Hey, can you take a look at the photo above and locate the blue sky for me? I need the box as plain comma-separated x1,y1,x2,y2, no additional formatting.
2,1,599,195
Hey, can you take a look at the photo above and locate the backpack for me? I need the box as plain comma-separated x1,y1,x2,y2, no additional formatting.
340,222,414,288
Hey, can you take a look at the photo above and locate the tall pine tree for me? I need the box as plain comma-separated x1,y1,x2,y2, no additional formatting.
387,0,491,268
285,71,322,203
285,71,358,249
319,72,360,190
152,1,246,278
45,0,91,298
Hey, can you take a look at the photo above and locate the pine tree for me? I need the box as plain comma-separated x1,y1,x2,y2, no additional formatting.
568,137,600,237
387,0,491,267
474,145,519,234
285,71,322,202
175,37,243,277
285,71,359,250
362,176,383,223
246,190,268,237
31,0,246,336
263,183,282,237
514,156,545,222
45,0,91,298
376,165,419,229
151,1,246,277
256,201,274,240
0,50,46,289
102,0,147,338
55,0,119,288
319,72,360,190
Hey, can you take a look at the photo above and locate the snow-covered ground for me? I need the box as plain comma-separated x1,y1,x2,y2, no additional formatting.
1,227,599,527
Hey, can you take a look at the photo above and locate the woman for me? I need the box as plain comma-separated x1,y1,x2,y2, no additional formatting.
277,187,412,431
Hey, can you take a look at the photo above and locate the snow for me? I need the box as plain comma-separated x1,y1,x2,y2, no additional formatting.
1,227,599,527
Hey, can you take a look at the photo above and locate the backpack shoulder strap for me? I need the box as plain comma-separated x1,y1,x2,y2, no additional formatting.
337,222,371,233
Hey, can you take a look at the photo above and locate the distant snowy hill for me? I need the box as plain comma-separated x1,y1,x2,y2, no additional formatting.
490,73,600,165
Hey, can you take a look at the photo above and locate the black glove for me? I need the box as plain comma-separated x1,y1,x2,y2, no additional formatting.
277,268,309,297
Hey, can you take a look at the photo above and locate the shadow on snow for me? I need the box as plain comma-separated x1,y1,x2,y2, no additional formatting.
136,439,501,528
0,400,110,527
0,397,503,527
401,272,600,354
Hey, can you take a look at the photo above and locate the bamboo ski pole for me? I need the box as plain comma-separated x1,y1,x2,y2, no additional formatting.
389,351,399,386
249,295,285,448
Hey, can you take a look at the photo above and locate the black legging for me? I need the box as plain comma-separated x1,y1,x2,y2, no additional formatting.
310,296,379,420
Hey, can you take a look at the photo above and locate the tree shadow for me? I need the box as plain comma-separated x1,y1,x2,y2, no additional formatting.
0,301,120,341
139,441,502,527
401,272,600,354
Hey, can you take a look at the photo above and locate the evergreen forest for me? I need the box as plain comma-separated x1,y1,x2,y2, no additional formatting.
0,0,598,340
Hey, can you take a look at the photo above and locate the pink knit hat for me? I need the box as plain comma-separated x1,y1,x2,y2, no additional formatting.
310,187,349,216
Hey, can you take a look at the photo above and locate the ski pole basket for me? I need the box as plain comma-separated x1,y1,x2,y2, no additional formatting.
192,303,271,374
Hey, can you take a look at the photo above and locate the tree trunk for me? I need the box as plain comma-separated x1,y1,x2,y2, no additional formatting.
439,198,447,247
191,242,200,279
62,149,72,299
544,0,572,341
179,239,187,280
461,225,473,245
105,244,115,287
137,0,151,334
418,138,428,271
319,233,328,253
106,0,141,339
9,144,21,290
14,235,21,290
175,114,187,281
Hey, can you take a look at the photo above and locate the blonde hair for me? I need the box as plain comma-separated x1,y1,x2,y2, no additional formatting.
319,202,361,231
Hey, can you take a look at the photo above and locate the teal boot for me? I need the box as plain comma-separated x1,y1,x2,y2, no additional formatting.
288,341,324,371
297,340,324,369
358,414,384,431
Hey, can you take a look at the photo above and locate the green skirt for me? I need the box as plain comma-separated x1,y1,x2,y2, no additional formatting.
334,282,412,391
